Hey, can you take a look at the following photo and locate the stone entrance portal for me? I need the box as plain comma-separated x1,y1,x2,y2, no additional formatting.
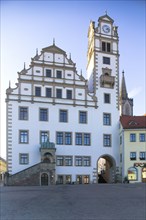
40,137,56,185
41,173,49,186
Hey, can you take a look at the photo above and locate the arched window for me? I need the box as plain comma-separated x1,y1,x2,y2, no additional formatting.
128,167,137,181
43,152,52,163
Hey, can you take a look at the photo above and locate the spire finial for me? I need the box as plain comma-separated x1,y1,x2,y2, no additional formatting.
36,48,38,55
24,62,26,70
9,80,11,88
69,53,71,59
53,38,55,45
105,10,107,15
122,70,124,76
80,69,82,76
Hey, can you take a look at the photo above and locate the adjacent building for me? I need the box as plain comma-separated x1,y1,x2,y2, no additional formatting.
120,115,146,183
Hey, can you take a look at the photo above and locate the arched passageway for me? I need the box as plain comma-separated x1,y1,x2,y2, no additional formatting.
97,155,116,183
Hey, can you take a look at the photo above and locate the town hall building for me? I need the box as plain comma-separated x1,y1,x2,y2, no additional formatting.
6,14,124,185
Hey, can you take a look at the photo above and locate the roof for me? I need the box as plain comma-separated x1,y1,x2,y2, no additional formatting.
120,115,146,129
42,44,66,54
98,14,114,23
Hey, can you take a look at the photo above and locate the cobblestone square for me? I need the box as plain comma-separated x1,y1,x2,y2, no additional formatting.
1,183,146,220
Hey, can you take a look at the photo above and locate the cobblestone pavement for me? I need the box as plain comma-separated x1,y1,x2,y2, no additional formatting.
0,183,146,220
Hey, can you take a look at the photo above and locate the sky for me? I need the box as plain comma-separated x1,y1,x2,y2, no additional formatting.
0,0,146,159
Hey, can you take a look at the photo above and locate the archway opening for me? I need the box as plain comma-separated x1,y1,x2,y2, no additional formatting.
97,155,116,183
41,173,49,186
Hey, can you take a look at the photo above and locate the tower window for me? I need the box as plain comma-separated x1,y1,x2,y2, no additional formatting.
103,113,111,125
103,134,111,147
102,42,111,52
104,93,110,103
103,57,110,65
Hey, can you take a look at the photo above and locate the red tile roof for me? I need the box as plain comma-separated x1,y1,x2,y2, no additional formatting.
120,115,146,129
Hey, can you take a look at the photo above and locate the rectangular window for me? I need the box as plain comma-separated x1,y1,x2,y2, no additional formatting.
56,70,62,78
46,69,51,77
103,57,110,65
104,93,110,103
19,107,28,120
65,156,72,166
66,90,72,99
102,42,106,51
102,42,111,52
46,88,52,98
75,133,82,145
56,156,64,166
35,87,41,97
83,157,90,166
84,133,91,145
40,131,48,143
56,132,63,145
103,134,111,147
75,156,82,166
19,130,28,143
56,89,62,98
19,153,29,164
130,134,136,142
139,152,146,160
130,152,136,160
139,134,146,142
39,108,48,121
79,111,87,124
107,43,111,52
103,113,111,125
65,132,72,145
59,110,68,122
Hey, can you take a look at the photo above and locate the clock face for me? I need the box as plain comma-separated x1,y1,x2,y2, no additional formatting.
102,25,110,33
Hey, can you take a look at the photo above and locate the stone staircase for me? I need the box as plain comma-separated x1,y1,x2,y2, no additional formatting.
6,162,55,186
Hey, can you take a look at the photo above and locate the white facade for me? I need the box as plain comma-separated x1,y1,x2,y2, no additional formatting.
6,14,120,184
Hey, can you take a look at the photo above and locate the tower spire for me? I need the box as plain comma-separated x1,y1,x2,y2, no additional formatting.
120,70,128,100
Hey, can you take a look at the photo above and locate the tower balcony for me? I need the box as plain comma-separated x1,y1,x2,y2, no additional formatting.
100,75,115,88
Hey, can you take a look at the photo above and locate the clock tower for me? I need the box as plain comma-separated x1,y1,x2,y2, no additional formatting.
87,14,119,96
87,14,120,175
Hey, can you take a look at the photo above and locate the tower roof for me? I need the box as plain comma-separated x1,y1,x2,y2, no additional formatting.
120,71,128,100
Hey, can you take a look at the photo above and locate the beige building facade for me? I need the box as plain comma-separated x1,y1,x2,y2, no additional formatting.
120,115,146,183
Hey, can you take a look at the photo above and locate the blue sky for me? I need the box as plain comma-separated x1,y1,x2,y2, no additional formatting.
0,0,145,159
